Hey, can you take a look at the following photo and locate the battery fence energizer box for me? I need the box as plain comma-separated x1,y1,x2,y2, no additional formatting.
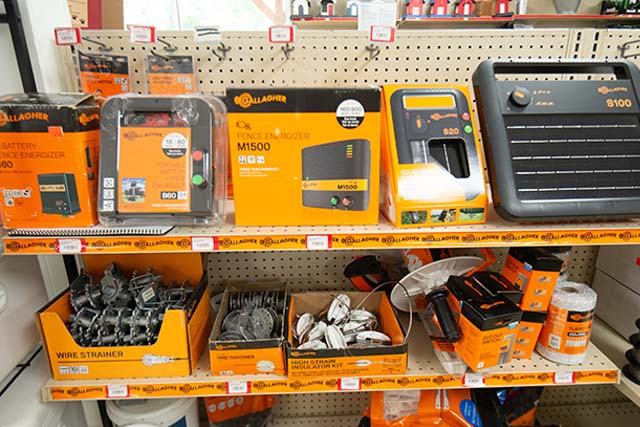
98,95,228,226
0,93,100,229
227,88,381,226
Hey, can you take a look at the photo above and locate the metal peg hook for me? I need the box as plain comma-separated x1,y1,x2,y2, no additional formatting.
82,37,113,52
620,40,640,59
150,49,171,61
157,37,178,52
365,44,380,60
212,42,231,61
282,43,295,60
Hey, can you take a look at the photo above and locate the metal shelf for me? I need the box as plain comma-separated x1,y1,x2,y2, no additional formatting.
42,314,619,401
4,203,640,255
590,317,640,407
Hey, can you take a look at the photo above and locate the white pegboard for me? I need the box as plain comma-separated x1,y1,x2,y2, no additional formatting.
66,29,574,95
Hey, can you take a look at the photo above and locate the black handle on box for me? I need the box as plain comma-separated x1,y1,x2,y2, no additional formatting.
426,287,461,343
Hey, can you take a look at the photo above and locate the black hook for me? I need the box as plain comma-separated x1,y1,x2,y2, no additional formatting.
282,43,295,60
212,42,231,61
82,37,113,52
365,44,381,60
150,49,172,61
157,37,179,52
77,49,111,60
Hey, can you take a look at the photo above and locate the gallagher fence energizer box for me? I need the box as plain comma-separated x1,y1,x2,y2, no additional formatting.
227,88,381,226
0,93,100,229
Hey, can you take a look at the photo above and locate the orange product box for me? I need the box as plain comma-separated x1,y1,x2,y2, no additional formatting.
209,280,287,376
380,85,487,228
502,248,563,312
286,291,407,378
471,271,523,305
37,253,211,380
0,93,100,229
227,88,381,226
513,311,546,360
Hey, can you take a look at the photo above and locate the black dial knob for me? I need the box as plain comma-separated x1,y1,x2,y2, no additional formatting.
510,87,532,107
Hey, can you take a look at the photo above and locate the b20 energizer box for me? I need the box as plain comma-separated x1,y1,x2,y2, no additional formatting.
0,93,100,229
227,88,381,226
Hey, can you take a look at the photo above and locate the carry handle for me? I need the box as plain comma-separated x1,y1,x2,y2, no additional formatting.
489,59,636,80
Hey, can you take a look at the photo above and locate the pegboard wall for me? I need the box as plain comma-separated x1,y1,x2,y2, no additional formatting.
64,28,597,95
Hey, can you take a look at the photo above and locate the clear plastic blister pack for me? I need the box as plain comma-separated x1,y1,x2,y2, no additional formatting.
98,94,227,226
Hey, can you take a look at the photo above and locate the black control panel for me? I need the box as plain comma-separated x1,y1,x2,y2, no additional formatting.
474,60,640,221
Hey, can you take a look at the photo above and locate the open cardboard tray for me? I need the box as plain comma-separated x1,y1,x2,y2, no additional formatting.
210,280,288,376
37,253,211,380
286,291,407,378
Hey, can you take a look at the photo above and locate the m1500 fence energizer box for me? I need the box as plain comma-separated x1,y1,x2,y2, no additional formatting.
227,88,381,226
0,93,100,229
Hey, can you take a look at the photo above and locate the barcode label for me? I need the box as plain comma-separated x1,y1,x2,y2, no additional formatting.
107,385,129,398
548,334,562,350
463,373,485,387
369,25,395,43
554,372,575,384
339,377,361,390
129,25,156,43
227,381,250,394
566,339,587,347
58,239,83,253
54,27,81,45
269,26,295,43
191,237,215,251
306,235,331,250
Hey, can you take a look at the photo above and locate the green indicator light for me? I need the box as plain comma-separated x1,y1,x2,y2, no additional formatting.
330,196,340,206
192,175,205,186
464,125,473,134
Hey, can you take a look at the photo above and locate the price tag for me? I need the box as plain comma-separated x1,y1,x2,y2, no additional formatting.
268,26,295,43
339,377,361,390
369,25,395,43
57,239,83,254
227,381,250,394
554,371,575,384
463,373,485,387
129,25,156,43
54,27,81,45
191,237,215,252
306,235,331,250
106,384,129,398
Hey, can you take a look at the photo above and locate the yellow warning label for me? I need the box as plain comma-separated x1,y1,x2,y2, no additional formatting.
301,179,368,192
40,184,66,192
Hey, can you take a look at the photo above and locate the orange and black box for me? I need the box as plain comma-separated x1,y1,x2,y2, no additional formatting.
209,280,287,376
37,253,211,380
446,276,522,371
501,248,563,312
286,291,407,378
471,272,523,305
0,93,100,229
512,311,546,360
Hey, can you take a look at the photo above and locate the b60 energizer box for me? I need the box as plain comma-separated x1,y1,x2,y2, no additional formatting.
227,88,381,226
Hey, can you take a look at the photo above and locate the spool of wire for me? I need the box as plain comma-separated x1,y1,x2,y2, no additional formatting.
536,282,597,365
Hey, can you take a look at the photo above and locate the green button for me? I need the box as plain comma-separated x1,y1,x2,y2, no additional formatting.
464,125,473,134
330,196,340,206
192,175,205,186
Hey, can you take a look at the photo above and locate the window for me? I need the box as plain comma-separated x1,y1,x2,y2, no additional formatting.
123,0,286,31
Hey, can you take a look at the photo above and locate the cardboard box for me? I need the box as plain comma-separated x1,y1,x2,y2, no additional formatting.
227,88,381,226
471,272,523,305
37,253,211,380
286,291,407,378
380,85,487,228
209,281,287,376
0,93,100,229
502,248,562,312
513,311,545,360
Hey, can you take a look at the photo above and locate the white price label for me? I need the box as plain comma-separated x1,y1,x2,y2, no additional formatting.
463,373,485,387
369,26,395,43
57,239,83,253
106,384,129,398
227,381,250,394
191,237,215,252
129,25,156,43
54,27,81,45
339,377,361,390
306,235,330,250
554,371,575,384
268,26,295,43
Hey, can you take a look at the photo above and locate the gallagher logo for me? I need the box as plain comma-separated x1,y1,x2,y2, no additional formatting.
234,92,287,109
0,110,49,127
79,113,99,126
